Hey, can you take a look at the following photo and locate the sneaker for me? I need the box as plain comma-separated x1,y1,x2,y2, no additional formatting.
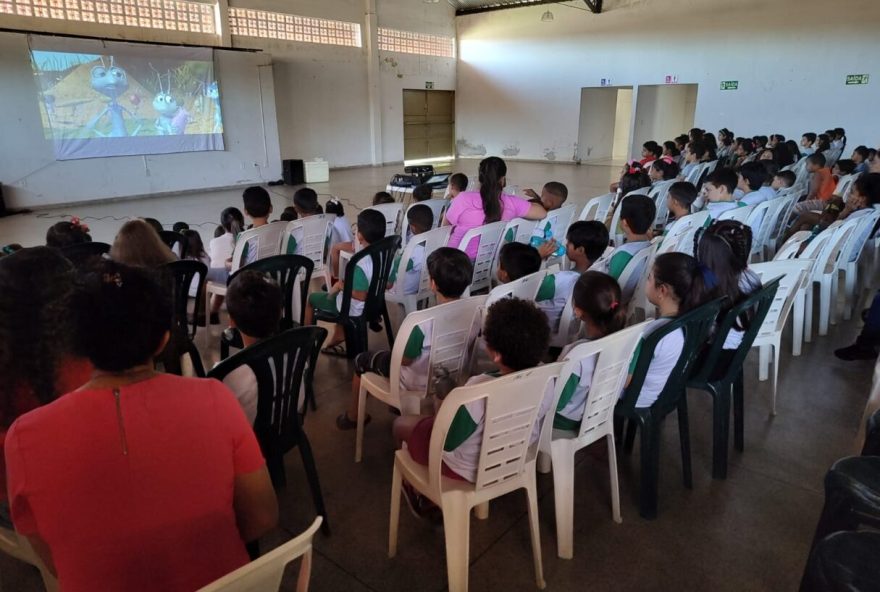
834,343,878,361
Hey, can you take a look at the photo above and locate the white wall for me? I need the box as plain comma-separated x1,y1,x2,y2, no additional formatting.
576,87,619,161
0,32,281,209
612,88,632,160
632,84,696,160
456,0,880,163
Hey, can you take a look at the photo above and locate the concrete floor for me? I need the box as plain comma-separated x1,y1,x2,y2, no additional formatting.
0,160,874,591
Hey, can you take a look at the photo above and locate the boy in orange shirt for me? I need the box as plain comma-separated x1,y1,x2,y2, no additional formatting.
793,153,837,216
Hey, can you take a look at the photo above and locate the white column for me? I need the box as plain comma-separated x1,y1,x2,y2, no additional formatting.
364,0,383,166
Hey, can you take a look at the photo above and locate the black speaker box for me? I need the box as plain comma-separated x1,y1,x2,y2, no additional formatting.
282,160,305,185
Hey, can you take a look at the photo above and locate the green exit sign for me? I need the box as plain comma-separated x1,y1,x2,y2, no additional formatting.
425,81,434,90
720,80,739,91
846,74,869,85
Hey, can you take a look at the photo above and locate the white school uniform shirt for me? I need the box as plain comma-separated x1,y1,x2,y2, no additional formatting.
722,269,762,350
331,215,354,245
625,317,686,409
339,256,373,316
402,244,425,295
209,233,235,268
442,372,555,482
222,366,258,425
555,339,598,428
740,187,776,207
706,201,740,220
536,270,580,332
399,320,433,392
801,147,815,156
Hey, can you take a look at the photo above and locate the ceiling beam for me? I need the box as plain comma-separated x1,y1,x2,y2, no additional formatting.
455,0,563,16
583,0,602,13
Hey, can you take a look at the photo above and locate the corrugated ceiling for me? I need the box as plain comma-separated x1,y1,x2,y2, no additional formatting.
452,0,601,16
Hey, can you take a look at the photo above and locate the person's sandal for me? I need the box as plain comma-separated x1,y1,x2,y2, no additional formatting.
321,342,347,357
336,412,371,431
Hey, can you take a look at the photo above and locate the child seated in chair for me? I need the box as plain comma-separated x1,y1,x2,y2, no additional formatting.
772,170,796,192
393,297,551,485
412,184,433,202
330,191,394,279
495,242,542,284
552,271,627,430
305,209,386,356
446,173,468,199
536,221,609,331
337,247,474,430
793,153,837,216
737,162,770,206
325,197,353,247
662,182,700,237
699,168,741,220
522,182,569,259
592,194,655,281
238,186,274,267
222,270,283,424
389,204,434,295
284,187,322,255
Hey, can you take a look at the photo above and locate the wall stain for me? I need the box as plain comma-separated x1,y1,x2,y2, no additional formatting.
502,144,520,157
543,149,557,161
457,139,487,157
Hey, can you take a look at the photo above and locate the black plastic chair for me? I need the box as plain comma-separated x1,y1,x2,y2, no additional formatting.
208,326,330,535
161,260,207,341
219,254,315,360
801,530,880,592
314,235,400,359
686,278,781,479
862,408,880,456
60,241,110,268
614,298,724,519
159,230,188,259
156,328,206,378
806,456,880,549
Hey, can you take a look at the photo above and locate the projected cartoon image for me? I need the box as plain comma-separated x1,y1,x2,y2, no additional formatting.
32,51,223,140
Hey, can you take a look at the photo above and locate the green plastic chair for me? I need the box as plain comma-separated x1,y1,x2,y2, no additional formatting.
615,297,725,519
208,326,330,535
315,235,401,358
687,278,781,479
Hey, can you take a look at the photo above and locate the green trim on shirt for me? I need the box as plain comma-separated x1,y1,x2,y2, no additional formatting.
286,238,297,255
608,251,633,279
536,274,555,302
352,265,370,291
555,373,580,413
240,241,249,264
444,406,478,452
403,325,425,360
628,340,643,374
553,414,581,431
504,228,515,243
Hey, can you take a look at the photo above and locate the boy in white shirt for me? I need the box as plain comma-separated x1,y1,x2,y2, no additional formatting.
592,194,655,280
338,247,474,429
284,187,322,255
222,270,283,424
702,168,741,220
800,132,817,156
737,162,771,206
495,241,542,285
536,221,609,331
522,181,569,259
388,204,433,296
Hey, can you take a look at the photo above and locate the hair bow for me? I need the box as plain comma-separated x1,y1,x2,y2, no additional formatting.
697,263,718,290
660,156,675,165
70,216,90,233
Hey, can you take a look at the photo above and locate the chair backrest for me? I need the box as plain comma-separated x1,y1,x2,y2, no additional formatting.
838,209,880,266
195,517,323,592
649,180,675,228
836,173,857,202
159,230,187,259
685,162,710,185
554,322,649,444
339,235,402,321
627,238,661,320
544,203,577,245
620,298,725,416
229,254,315,327
549,274,582,348
609,192,652,247
747,197,784,258
718,203,756,224
365,203,405,237
770,191,800,244
498,217,539,245
689,279,781,387
280,214,332,274
750,260,812,337
387,296,486,402
457,221,507,293
410,199,450,230
61,241,110,267
774,231,819,261
579,193,614,222
806,222,856,279
616,243,654,303
208,326,327,455
231,222,288,272
427,362,565,492
162,259,207,340
387,226,453,302
657,211,710,255
485,269,545,307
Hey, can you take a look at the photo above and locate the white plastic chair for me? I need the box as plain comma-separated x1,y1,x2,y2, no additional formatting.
548,276,582,349
196,517,322,592
767,191,800,258
649,180,675,228
386,226,453,322
365,203,405,237
836,209,880,321
389,362,565,592
608,192,652,247
656,211,710,256
627,238,661,322
616,244,653,304
356,296,486,462
774,230,829,356
746,197,782,262
718,203,756,225
485,269,546,307
542,204,578,268
205,222,286,347
537,323,648,559
836,173,859,203
0,527,58,592
803,221,857,338
489,218,539,288
578,193,614,222
455,221,507,293
750,260,812,414
281,214,333,294
402,199,449,247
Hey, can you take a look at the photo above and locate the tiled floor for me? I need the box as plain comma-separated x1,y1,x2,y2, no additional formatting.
0,160,874,591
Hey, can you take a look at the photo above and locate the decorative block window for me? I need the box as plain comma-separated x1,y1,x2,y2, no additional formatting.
0,0,216,33
377,27,454,58
228,8,362,47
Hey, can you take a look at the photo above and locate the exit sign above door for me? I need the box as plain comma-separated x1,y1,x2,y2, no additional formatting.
425,81,434,89
846,74,869,85
720,80,739,91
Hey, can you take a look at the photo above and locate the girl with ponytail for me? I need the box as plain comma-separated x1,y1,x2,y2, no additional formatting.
444,156,546,259
553,271,629,430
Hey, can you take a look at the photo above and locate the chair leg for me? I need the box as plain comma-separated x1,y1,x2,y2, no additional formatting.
355,382,368,463
805,284,814,343
771,341,780,416
623,419,638,454
474,502,489,520
267,454,286,488
606,434,622,524
388,463,402,558
441,494,472,592
733,372,745,453
638,421,661,520
819,278,832,336
677,396,693,490
758,344,770,381
550,445,576,559
792,293,804,356
711,387,730,480
296,548,313,592
298,435,330,535
525,474,546,589
382,304,395,348
830,272,840,327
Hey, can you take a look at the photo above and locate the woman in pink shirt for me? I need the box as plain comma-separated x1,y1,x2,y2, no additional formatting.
5,261,278,592
444,156,546,258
